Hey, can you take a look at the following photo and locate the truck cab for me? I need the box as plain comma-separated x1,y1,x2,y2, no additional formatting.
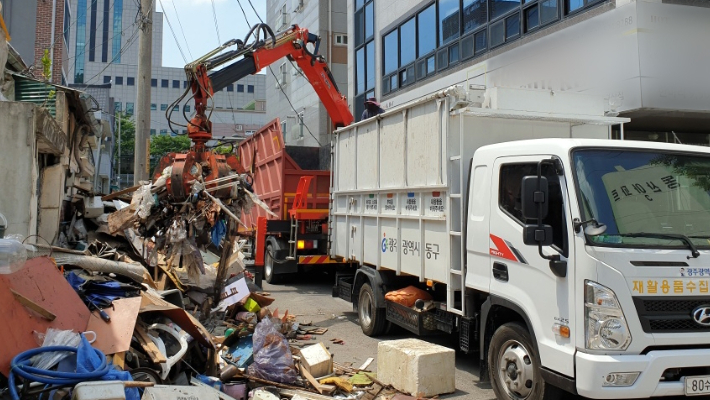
471,139,710,398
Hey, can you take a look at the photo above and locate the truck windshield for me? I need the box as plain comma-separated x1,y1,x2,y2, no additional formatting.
573,149,710,249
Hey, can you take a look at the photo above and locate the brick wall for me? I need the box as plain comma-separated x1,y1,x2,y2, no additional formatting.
33,0,65,84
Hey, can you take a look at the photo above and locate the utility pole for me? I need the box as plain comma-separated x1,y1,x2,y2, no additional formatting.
134,0,153,184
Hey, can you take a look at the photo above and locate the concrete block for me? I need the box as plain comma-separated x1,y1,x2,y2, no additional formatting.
377,338,455,397
299,342,333,378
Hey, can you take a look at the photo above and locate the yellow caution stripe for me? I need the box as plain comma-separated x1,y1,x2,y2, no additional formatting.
299,255,337,264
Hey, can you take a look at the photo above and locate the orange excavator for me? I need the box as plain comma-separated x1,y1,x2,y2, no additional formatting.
153,23,354,200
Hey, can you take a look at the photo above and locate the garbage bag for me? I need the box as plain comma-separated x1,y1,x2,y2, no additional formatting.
384,285,433,308
31,328,81,370
76,334,139,400
247,318,298,383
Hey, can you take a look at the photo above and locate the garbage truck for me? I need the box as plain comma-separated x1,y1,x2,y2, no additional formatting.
331,86,710,399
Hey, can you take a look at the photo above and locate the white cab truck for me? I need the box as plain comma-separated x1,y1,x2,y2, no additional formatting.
330,86,710,399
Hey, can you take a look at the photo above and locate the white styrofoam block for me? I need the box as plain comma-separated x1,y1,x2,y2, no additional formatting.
299,342,333,378
72,381,125,400
377,338,456,397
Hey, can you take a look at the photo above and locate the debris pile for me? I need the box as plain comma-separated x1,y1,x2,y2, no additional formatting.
0,173,431,400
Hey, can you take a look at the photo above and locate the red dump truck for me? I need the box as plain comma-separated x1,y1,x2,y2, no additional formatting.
237,119,335,283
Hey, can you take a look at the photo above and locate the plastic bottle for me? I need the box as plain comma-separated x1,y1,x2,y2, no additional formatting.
0,238,27,274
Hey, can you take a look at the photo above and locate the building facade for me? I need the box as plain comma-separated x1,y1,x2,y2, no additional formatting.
65,0,266,138
265,0,348,147
1,0,70,84
348,0,710,144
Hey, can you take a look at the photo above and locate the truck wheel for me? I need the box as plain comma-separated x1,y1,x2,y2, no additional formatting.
488,322,562,400
264,244,281,284
358,283,387,336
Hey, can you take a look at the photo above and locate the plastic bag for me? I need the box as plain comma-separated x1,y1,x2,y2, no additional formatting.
30,328,81,370
76,334,139,400
131,184,155,219
247,318,298,383
384,286,433,308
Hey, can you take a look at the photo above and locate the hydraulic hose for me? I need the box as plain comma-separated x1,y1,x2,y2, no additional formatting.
8,345,110,400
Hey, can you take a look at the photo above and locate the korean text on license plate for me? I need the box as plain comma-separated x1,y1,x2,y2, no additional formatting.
685,375,710,396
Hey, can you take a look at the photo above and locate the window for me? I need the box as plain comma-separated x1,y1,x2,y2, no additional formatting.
160,129,168,135
88,0,97,61
506,13,520,39
184,105,191,113
172,80,180,88
151,103,156,110
335,34,348,45
112,0,123,63
365,3,374,40
103,75,111,84
227,84,234,92
491,0,519,19
173,105,179,112
463,0,487,34
126,102,134,116
439,0,460,46
248,85,254,93
160,104,168,111
354,0,375,121
161,79,169,88
525,6,539,31
63,0,71,45
383,31,398,75
74,0,87,83
115,76,123,85
499,163,566,251
127,77,135,86
540,0,558,23
150,129,156,135
114,102,122,112
417,4,436,57
183,81,188,88
400,18,416,67
491,13,519,47
101,0,109,62
237,84,244,92
151,79,157,87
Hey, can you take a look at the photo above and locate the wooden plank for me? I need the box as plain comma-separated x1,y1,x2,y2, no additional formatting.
108,206,137,234
134,324,167,363
357,357,374,371
300,363,336,395
113,352,126,371
11,289,57,321
102,184,140,201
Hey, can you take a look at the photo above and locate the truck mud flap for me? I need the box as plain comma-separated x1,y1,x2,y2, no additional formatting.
385,300,439,336
333,274,354,302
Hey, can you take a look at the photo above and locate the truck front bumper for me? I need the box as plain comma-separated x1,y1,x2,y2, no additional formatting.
576,348,710,398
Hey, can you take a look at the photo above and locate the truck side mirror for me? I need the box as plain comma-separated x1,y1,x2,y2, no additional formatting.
523,225,554,246
521,175,549,221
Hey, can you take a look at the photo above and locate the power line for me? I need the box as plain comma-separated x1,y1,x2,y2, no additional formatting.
210,0,221,45
170,0,193,59
158,0,187,63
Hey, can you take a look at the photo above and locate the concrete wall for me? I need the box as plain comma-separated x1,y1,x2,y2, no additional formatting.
0,102,38,239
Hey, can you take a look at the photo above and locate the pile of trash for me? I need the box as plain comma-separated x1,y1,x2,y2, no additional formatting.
0,171,422,400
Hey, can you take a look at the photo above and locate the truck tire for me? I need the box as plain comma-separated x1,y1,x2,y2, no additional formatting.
264,244,281,284
358,283,387,336
488,322,563,400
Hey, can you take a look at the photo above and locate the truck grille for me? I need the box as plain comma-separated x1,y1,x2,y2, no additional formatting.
634,297,710,333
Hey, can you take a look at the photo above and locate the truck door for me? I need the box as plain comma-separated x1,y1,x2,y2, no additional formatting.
488,156,576,377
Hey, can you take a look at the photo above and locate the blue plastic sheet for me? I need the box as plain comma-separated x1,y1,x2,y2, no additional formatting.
76,335,139,400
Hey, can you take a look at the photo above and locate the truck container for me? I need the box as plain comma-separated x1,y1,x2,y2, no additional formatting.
332,86,710,399
238,119,333,283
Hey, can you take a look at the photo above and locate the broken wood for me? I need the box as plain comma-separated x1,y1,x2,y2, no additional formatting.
113,352,126,371
123,381,155,388
102,184,141,201
238,373,318,393
133,325,167,363
358,357,374,371
108,206,137,235
300,363,336,395
11,289,56,321
360,382,384,400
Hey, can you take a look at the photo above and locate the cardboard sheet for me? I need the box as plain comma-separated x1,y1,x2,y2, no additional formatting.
86,296,142,355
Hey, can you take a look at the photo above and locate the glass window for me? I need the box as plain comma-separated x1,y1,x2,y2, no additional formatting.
160,129,167,135
151,78,157,87
161,79,169,88
150,103,156,110
506,13,520,39
112,0,123,63
437,48,449,71
115,76,123,85
173,105,179,112
390,74,398,91
491,0,519,20
540,0,557,22
439,0,460,46
355,47,364,93
183,80,188,88
449,43,460,64
355,8,364,47
114,102,122,112
355,0,364,9
416,59,427,80
150,129,156,135
568,0,584,13
400,18,416,66
101,0,109,62
127,77,134,86
463,0,487,34
417,5,436,57
475,30,487,53
227,84,234,92
366,41,375,91
172,80,180,88
88,0,97,62
64,0,71,44
365,3,374,40
184,105,191,113
237,84,244,92
383,30,399,75
490,20,505,47
383,74,391,94
74,0,86,83
126,102,134,116
103,76,111,84
525,6,539,31
461,35,475,59
399,69,409,87
427,56,436,74
160,104,168,111
248,85,254,93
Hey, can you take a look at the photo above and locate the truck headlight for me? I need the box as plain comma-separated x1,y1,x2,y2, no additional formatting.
585,281,631,351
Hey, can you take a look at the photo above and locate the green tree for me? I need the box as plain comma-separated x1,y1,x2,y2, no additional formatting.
113,113,135,175
149,134,192,172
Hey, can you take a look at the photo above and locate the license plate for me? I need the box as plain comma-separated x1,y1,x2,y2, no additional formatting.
685,375,710,396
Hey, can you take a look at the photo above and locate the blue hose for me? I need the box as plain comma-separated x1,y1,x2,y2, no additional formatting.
8,345,110,400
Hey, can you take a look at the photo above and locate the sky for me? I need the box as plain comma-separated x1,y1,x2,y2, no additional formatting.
156,0,266,68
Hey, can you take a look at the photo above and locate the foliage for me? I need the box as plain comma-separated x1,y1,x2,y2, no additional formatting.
149,134,192,172
650,155,710,191
113,113,136,175
41,49,51,80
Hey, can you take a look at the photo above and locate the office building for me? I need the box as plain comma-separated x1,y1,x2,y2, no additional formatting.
349,0,710,144
266,0,348,147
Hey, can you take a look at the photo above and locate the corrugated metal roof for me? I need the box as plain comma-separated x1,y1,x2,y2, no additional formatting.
14,78,57,117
